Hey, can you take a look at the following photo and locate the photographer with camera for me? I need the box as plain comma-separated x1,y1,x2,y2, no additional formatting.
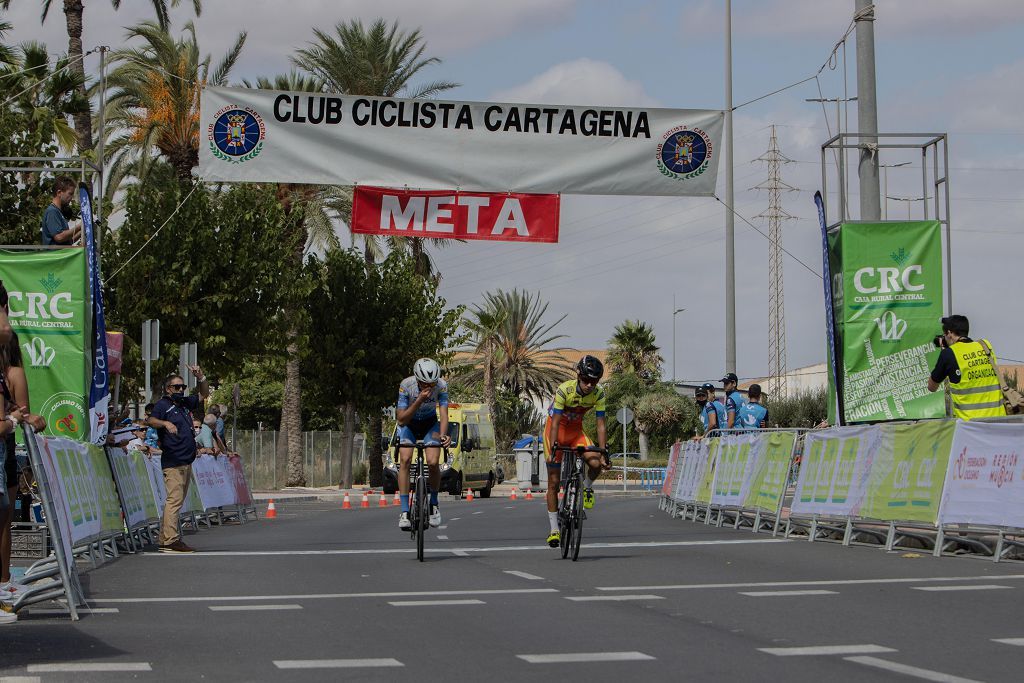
927,315,1006,420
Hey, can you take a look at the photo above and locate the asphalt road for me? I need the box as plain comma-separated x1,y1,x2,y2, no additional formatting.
3,494,1024,682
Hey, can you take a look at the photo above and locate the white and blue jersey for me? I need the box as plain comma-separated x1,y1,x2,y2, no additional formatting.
712,399,727,434
726,390,746,427
737,402,768,431
396,376,449,445
700,402,718,434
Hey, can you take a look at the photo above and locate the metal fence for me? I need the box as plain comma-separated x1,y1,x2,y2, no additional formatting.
231,430,367,490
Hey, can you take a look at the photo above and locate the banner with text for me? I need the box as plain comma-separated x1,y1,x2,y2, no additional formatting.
192,455,239,509
38,437,123,544
834,221,946,423
743,431,798,512
352,186,559,243
673,440,709,503
0,249,88,441
711,433,760,507
199,86,724,197
663,442,683,498
695,439,720,505
107,447,160,529
938,421,1024,527
791,425,879,517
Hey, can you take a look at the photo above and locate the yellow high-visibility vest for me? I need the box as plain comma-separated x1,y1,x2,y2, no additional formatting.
948,339,1006,420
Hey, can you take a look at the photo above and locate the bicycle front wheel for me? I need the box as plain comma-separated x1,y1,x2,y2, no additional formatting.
415,477,427,562
560,479,576,559
571,479,585,561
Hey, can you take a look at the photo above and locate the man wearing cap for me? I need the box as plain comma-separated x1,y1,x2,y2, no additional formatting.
721,372,746,430
927,315,1006,419
694,383,725,437
736,384,769,432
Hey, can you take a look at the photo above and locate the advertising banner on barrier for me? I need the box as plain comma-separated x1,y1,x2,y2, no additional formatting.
695,439,720,505
833,221,946,423
352,187,560,244
107,447,160,529
711,434,759,506
227,455,254,506
673,441,706,503
34,435,76,574
199,86,724,197
0,249,88,441
40,437,122,544
144,455,167,514
192,455,237,509
938,421,1024,527
184,471,205,513
663,442,683,497
743,431,797,512
859,421,955,523
792,425,879,517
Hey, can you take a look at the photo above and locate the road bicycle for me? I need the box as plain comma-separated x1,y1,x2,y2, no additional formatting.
394,439,448,562
555,445,607,561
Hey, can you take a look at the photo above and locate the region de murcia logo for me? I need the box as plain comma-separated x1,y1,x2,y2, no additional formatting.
208,105,265,163
656,126,712,180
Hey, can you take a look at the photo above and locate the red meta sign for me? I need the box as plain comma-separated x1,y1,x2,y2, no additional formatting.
351,186,560,243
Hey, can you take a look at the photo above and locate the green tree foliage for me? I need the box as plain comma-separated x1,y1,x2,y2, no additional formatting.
104,163,305,398
585,372,699,456
764,388,827,428
447,377,543,451
305,248,462,487
607,319,663,383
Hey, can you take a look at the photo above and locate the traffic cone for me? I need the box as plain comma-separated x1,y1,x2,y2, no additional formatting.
360,491,370,508
525,489,534,501
393,491,400,506
465,487,474,502
266,499,277,519
342,492,352,509
510,488,518,501
378,492,388,508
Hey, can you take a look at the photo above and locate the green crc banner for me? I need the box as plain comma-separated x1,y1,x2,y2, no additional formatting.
0,249,89,440
829,221,946,423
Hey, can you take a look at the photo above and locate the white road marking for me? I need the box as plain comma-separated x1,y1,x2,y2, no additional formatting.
844,656,983,682
740,590,838,597
274,659,403,669
759,644,896,657
388,599,485,607
566,595,665,602
437,535,449,540
504,570,544,581
0,677,41,683
993,637,1024,646
438,525,448,530
27,663,152,673
473,511,484,515
141,538,789,557
912,585,1012,592
449,517,461,521
599,573,1024,592
93,588,557,604
453,550,470,557
517,652,655,664
209,604,302,611
27,608,119,615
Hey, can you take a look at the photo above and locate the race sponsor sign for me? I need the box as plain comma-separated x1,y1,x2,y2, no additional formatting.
192,454,237,509
791,425,879,517
938,421,1024,527
673,440,707,503
0,249,88,441
352,186,559,243
107,447,160,529
38,437,122,543
226,454,254,506
695,439,721,505
830,221,946,423
743,431,797,512
711,433,759,507
663,441,683,497
859,420,955,523
199,86,723,197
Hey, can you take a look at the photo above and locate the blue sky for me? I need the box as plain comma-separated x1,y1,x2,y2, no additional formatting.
5,1,1023,386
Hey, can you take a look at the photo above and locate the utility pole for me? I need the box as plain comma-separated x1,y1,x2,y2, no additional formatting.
724,0,736,375
753,126,797,400
855,0,881,220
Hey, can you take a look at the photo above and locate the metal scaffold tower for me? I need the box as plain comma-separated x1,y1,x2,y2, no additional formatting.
753,126,797,399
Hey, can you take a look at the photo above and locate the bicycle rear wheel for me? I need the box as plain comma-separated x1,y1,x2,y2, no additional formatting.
560,478,577,559
571,478,585,561
415,475,426,562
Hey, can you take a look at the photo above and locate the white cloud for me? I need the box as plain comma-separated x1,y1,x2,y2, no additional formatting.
490,58,660,107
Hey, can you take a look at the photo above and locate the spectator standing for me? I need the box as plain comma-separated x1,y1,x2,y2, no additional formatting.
143,403,160,451
707,384,727,435
721,372,746,429
146,367,209,553
41,176,82,246
736,384,769,431
210,405,226,445
694,383,719,438
927,314,1007,419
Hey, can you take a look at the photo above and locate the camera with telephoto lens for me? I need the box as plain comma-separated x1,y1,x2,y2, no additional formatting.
933,334,947,349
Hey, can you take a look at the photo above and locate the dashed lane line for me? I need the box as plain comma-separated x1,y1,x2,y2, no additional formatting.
843,656,983,683
388,599,485,607
504,570,544,581
27,607,119,615
209,604,302,611
274,659,403,669
758,645,896,657
992,637,1024,646
739,590,838,597
911,585,1012,592
517,652,655,664
27,663,152,673
92,588,558,604
566,595,665,602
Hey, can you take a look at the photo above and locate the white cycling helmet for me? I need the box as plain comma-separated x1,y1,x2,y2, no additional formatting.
413,357,441,384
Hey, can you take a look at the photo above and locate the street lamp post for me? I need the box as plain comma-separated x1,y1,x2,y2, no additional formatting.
672,304,686,385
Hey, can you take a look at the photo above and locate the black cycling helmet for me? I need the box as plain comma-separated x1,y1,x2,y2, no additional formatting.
576,355,604,381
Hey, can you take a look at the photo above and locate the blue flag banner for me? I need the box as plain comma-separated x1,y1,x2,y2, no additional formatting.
815,191,840,425
79,184,110,442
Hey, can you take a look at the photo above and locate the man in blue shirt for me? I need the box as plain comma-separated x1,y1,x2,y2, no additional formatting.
736,384,769,432
694,383,722,437
721,372,746,430
146,366,209,553
40,176,82,246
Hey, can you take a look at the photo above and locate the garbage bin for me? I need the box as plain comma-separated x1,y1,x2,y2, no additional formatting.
512,435,544,492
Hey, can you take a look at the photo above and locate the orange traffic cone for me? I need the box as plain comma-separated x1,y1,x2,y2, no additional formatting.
525,489,534,501
465,487,474,502
393,492,400,506
378,492,388,508
360,491,370,508
342,492,352,509
266,499,277,519
510,488,518,501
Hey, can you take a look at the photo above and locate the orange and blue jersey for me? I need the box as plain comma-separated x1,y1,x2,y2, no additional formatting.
544,380,606,462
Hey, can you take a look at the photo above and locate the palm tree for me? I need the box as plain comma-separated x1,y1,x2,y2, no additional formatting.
102,19,245,190
460,290,573,425
607,320,663,383
1,0,202,154
0,19,16,68
292,17,458,272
